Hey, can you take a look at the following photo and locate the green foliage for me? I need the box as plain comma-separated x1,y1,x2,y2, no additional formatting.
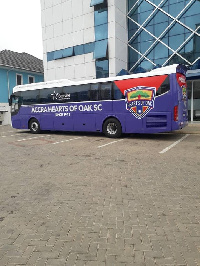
130,91,150,99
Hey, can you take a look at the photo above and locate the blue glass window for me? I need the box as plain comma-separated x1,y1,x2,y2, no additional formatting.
90,0,106,7
169,35,184,51
47,52,54,62
95,24,108,41
168,0,183,4
154,58,168,66
128,48,140,68
138,1,153,13
169,2,185,18
139,30,154,42
47,43,94,62
161,37,169,47
84,42,95,54
54,50,63,60
162,2,169,14
152,11,169,23
140,41,153,54
184,39,193,53
94,39,108,59
145,25,154,36
140,60,154,71
154,42,169,59
138,10,154,25
96,60,109,78
154,22,168,37
184,1,200,16
194,34,200,54
62,47,74,58
182,14,200,31
94,9,108,26
74,45,84,56
168,23,185,37
133,66,147,74
152,0,163,5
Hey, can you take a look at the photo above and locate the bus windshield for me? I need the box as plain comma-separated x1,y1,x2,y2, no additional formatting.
10,95,21,115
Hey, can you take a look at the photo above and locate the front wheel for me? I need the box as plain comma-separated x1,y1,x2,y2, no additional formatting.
29,118,40,134
103,118,122,138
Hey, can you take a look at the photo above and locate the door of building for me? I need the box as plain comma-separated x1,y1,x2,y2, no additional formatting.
187,80,200,122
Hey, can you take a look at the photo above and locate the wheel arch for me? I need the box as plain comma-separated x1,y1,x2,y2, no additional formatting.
102,115,123,132
28,117,39,129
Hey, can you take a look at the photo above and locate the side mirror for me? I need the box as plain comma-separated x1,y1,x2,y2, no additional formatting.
9,95,15,106
9,98,12,106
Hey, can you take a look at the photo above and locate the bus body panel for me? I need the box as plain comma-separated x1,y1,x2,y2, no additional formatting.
10,64,188,136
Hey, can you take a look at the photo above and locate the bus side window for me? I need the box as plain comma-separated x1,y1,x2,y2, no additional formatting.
100,82,112,100
113,83,125,100
156,76,170,96
67,86,78,102
16,92,23,105
21,90,40,105
63,86,74,102
40,88,62,103
90,84,100,101
77,85,90,102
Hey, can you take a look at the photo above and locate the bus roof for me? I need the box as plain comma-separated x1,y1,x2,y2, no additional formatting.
13,64,183,93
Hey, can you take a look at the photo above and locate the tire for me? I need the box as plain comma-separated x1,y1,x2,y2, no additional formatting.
103,118,122,138
29,118,40,134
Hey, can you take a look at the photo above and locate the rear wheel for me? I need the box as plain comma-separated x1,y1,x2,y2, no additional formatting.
103,118,122,138
29,118,40,134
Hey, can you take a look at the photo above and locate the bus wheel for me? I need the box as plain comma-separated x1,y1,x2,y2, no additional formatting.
103,118,122,138
29,118,40,134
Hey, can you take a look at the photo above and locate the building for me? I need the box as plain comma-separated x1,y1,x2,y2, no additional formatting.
0,50,44,125
40,0,200,122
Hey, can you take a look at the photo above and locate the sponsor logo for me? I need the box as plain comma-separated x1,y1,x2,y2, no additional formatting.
51,91,70,102
182,86,187,99
125,86,156,119
176,73,187,100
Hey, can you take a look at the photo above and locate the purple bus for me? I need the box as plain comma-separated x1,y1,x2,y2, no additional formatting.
10,64,188,138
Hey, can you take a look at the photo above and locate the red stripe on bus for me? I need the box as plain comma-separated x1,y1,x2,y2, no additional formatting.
114,75,168,95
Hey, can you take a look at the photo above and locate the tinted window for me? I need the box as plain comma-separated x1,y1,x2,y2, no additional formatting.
100,82,112,100
113,83,125,100
21,90,40,105
94,9,108,26
63,85,90,102
96,60,109,78
156,76,170,96
95,24,108,41
28,76,34,84
16,74,22,85
39,88,63,103
74,45,84,56
90,83,100,101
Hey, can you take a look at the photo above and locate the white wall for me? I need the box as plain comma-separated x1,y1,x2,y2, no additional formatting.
108,0,128,77
0,103,11,125
41,0,96,81
40,0,128,81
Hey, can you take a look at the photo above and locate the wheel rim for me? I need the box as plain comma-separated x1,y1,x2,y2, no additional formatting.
31,122,38,132
107,122,117,135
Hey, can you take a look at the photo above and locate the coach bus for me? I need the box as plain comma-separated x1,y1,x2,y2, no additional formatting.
10,64,187,138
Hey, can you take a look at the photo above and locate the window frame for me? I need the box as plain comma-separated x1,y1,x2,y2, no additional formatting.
16,74,23,86
28,76,35,84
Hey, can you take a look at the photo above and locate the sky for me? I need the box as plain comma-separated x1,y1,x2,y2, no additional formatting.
0,0,43,59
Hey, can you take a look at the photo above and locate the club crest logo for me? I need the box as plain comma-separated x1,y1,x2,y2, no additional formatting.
125,86,156,119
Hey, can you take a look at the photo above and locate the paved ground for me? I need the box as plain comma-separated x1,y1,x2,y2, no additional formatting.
0,124,200,266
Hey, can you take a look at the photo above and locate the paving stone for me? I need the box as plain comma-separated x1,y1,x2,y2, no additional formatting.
0,126,200,265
